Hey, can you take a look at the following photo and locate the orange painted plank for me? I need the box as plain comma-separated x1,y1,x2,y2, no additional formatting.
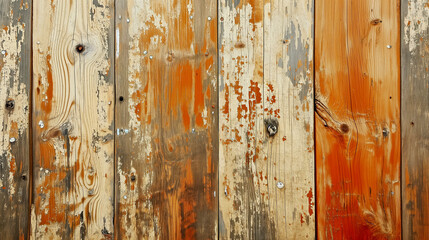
401,0,429,239
114,0,218,239
315,0,401,239
32,0,115,238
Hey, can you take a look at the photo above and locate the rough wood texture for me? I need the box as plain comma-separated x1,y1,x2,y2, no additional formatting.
315,0,401,239
218,0,315,239
402,0,429,239
115,0,218,239
0,1,31,239
32,0,115,238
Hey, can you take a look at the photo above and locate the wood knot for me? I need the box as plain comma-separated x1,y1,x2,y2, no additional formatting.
167,53,174,62
264,118,279,137
235,42,245,48
75,44,85,53
5,99,15,110
340,124,349,133
370,19,382,25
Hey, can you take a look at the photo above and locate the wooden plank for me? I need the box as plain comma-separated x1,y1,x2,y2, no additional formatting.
402,0,429,239
0,1,32,239
114,0,218,239
315,0,401,239
31,0,115,238
218,0,315,239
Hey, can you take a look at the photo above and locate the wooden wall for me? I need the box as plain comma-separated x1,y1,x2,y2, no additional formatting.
0,0,427,239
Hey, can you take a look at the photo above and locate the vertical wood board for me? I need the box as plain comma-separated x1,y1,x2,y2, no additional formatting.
402,0,429,239
32,0,115,238
218,0,315,239
315,0,401,239
0,1,31,239
115,0,218,239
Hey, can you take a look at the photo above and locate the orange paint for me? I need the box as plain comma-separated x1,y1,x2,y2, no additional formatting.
315,0,401,239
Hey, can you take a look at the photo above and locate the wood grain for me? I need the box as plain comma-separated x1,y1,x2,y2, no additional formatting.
32,0,115,238
114,0,218,239
0,1,31,239
402,0,429,239
218,0,315,239
315,0,401,239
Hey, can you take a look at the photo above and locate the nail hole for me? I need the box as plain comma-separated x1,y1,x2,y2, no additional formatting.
21,175,27,180
119,96,124,102
411,122,415,126
76,44,85,53
131,175,136,181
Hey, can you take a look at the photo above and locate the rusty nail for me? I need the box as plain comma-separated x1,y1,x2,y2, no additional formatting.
5,99,15,109
277,182,285,189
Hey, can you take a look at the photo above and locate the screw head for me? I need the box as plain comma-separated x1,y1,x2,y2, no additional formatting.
38,120,44,128
9,137,16,143
1,50,6,55
149,55,153,59
126,19,130,23
387,45,392,49
123,195,127,199
143,50,148,55
192,128,195,133
190,16,193,19
208,17,212,21
5,99,15,109
277,182,285,189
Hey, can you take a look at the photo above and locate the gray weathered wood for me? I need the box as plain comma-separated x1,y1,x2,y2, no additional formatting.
402,0,429,239
0,1,31,239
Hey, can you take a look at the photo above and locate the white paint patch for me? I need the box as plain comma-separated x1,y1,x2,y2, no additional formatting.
404,0,429,52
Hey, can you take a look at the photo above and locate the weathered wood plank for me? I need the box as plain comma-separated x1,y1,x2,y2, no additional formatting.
402,0,429,239
32,0,115,238
115,0,218,239
0,1,31,239
315,0,401,239
218,0,315,239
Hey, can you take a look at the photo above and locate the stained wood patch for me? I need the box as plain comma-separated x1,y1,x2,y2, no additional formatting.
402,0,429,239
315,0,401,239
218,0,315,239
32,0,115,238
0,1,31,239
114,0,218,239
